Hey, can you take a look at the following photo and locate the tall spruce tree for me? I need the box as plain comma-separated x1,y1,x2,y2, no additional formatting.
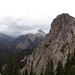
44,59,54,75
70,49,75,65
2,53,25,75
2,53,15,75
6,53,15,75
24,69,28,75
70,65,75,75
30,67,33,75
64,50,71,75
0,61,2,74
56,60,63,75
68,49,75,75
40,69,44,75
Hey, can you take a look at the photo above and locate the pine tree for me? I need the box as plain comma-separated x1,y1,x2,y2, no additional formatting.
2,68,7,75
2,53,15,75
50,59,54,75
33,73,36,75
40,69,43,75
70,65,75,75
14,69,20,75
24,69,28,75
70,49,75,65
7,53,15,75
64,50,71,75
56,60,63,75
0,61,2,74
30,68,33,75
68,49,75,75
44,59,54,75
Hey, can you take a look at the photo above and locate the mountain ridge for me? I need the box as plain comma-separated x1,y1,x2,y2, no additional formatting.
0,29,45,51
15,30,46,50
24,13,75,75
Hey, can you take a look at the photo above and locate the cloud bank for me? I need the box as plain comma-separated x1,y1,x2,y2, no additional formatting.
0,0,75,37
0,17,50,37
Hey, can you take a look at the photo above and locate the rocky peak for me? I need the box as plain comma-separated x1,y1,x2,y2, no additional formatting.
47,13,75,41
56,13,74,22
24,13,75,75
38,29,45,33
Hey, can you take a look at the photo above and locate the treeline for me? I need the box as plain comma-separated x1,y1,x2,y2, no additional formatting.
41,50,75,75
0,53,36,75
0,50,75,75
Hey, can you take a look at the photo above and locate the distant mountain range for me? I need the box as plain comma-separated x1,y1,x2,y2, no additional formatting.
0,33,14,50
0,29,46,51
14,30,45,50
0,29,46,64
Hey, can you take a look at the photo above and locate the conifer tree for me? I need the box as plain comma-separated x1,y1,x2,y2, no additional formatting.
70,49,75,65
68,49,75,75
2,68,7,75
50,59,54,75
7,53,14,75
2,53,15,75
33,73,36,75
30,67,33,75
14,69,20,75
64,50,71,75
44,59,54,75
24,69,28,75
40,69,43,75
0,61,2,74
70,65,75,75
56,60,63,75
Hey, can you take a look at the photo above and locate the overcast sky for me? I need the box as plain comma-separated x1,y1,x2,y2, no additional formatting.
0,0,75,36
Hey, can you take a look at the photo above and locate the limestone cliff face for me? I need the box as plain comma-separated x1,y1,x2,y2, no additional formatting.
24,13,75,75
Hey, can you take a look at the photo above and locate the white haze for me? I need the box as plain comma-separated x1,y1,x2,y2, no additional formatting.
0,0,75,36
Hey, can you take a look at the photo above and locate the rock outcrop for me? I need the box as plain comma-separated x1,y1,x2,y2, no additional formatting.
14,30,46,50
24,13,75,75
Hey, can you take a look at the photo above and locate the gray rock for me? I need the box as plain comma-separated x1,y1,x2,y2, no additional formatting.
15,30,46,50
24,13,75,75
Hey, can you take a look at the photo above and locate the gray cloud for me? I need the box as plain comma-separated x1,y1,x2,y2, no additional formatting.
0,17,50,37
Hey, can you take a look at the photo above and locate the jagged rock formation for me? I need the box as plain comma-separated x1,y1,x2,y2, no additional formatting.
24,13,75,75
14,30,46,50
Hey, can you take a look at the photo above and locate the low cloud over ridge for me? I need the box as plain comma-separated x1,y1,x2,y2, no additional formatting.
0,17,50,37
